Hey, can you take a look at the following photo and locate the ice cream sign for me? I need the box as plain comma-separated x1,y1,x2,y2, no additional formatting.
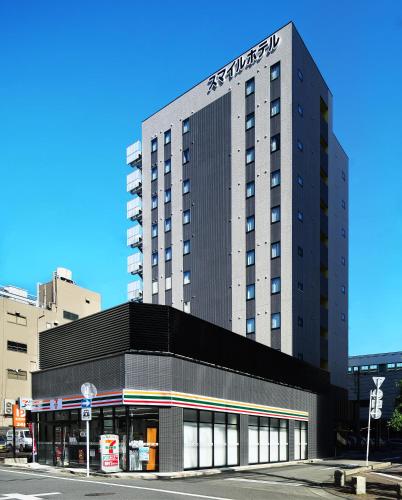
100,434,120,473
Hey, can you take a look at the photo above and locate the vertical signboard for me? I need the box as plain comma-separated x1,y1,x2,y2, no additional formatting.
12,405,26,428
100,434,120,473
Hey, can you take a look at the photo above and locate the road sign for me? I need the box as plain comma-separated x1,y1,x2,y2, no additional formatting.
81,399,92,409
372,389,383,400
372,377,385,388
81,382,97,400
370,409,382,419
81,408,92,421
3,399,15,415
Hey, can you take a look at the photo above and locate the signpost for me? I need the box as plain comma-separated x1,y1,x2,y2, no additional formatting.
81,383,97,477
366,377,385,466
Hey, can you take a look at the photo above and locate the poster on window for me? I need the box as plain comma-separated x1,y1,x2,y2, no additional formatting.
100,434,120,473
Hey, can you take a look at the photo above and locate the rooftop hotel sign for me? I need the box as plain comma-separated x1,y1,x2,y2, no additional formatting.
207,34,280,93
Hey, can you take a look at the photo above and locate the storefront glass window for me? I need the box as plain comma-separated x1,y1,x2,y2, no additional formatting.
128,407,159,472
248,416,289,464
294,421,308,460
183,410,239,470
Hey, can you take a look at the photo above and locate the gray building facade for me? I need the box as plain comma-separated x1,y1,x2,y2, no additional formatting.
126,22,348,388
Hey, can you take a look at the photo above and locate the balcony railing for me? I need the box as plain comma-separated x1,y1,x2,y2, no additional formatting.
127,198,142,220
128,280,143,302
126,141,142,166
128,253,143,275
127,170,142,194
127,226,143,248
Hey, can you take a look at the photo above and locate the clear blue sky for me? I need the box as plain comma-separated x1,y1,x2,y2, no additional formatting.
1,1,401,356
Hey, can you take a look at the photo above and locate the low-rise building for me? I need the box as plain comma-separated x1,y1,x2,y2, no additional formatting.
0,268,101,431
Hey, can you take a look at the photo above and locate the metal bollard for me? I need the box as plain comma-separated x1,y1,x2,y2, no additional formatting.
351,476,366,495
334,469,345,487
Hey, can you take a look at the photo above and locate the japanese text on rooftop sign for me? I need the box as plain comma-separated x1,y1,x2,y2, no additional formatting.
207,34,280,93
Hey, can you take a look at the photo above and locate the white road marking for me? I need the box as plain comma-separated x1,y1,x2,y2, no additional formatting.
308,489,332,498
372,472,402,481
0,468,234,500
224,478,303,486
0,494,60,500
317,467,337,471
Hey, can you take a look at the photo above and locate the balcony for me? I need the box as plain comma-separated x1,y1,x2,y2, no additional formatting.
127,169,142,195
320,212,328,237
320,244,328,268
127,198,142,221
320,179,328,209
320,275,328,299
126,140,142,166
320,307,328,330
320,146,328,177
128,280,143,302
128,252,143,276
127,226,143,249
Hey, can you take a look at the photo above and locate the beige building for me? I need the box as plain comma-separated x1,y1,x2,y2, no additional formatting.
0,268,101,431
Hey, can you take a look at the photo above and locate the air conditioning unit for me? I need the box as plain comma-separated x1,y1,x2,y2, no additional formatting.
4,399,15,415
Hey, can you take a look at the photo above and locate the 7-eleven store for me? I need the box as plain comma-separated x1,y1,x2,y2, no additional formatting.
31,303,340,472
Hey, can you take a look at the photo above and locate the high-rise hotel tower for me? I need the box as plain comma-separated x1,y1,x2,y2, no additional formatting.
126,22,348,387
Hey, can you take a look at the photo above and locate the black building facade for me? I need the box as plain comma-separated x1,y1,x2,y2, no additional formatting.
32,303,345,472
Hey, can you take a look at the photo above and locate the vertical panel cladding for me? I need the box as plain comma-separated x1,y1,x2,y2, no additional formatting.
239,414,249,465
288,419,295,460
185,93,232,330
124,354,172,390
159,407,184,472
291,26,336,371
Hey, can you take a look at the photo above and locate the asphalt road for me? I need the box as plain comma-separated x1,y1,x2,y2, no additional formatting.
0,459,370,500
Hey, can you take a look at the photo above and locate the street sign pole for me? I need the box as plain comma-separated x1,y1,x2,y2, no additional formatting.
86,419,90,478
366,390,372,466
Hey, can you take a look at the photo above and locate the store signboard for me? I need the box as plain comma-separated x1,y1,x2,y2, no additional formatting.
12,404,26,427
19,397,32,410
100,434,119,473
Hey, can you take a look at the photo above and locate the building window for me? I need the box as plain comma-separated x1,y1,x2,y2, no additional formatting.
342,170,346,181
245,78,255,96
297,246,303,257
341,227,346,238
297,175,303,187
246,181,255,198
151,223,158,238
151,195,158,209
271,277,281,294
183,179,190,194
164,130,171,145
7,341,27,353
7,369,27,381
165,188,171,203
183,209,191,225
341,285,346,294
152,281,158,295
246,249,255,267
294,421,308,460
271,312,281,329
342,199,346,209
164,159,171,174
151,166,158,181
246,318,255,335
246,147,255,164
152,252,158,266
246,215,255,232
63,310,79,321
151,138,158,152
271,206,280,223
271,98,280,117
297,140,303,151
165,217,171,232
6,312,27,326
271,170,280,188
249,416,288,464
165,276,172,290
297,69,304,81
297,281,304,292
183,240,191,255
341,256,346,266
183,148,190,164
298,104,303,116
271,241,280,259
270,134,280,153
246,284,255,301
183,118,190,134
184,271,191,285
297,211,303,222
270,62,280,81
183,301,191,313
246,113,255,130
183,410,239,470
297,316,303,327
341,313,346,322
165,247,172,262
